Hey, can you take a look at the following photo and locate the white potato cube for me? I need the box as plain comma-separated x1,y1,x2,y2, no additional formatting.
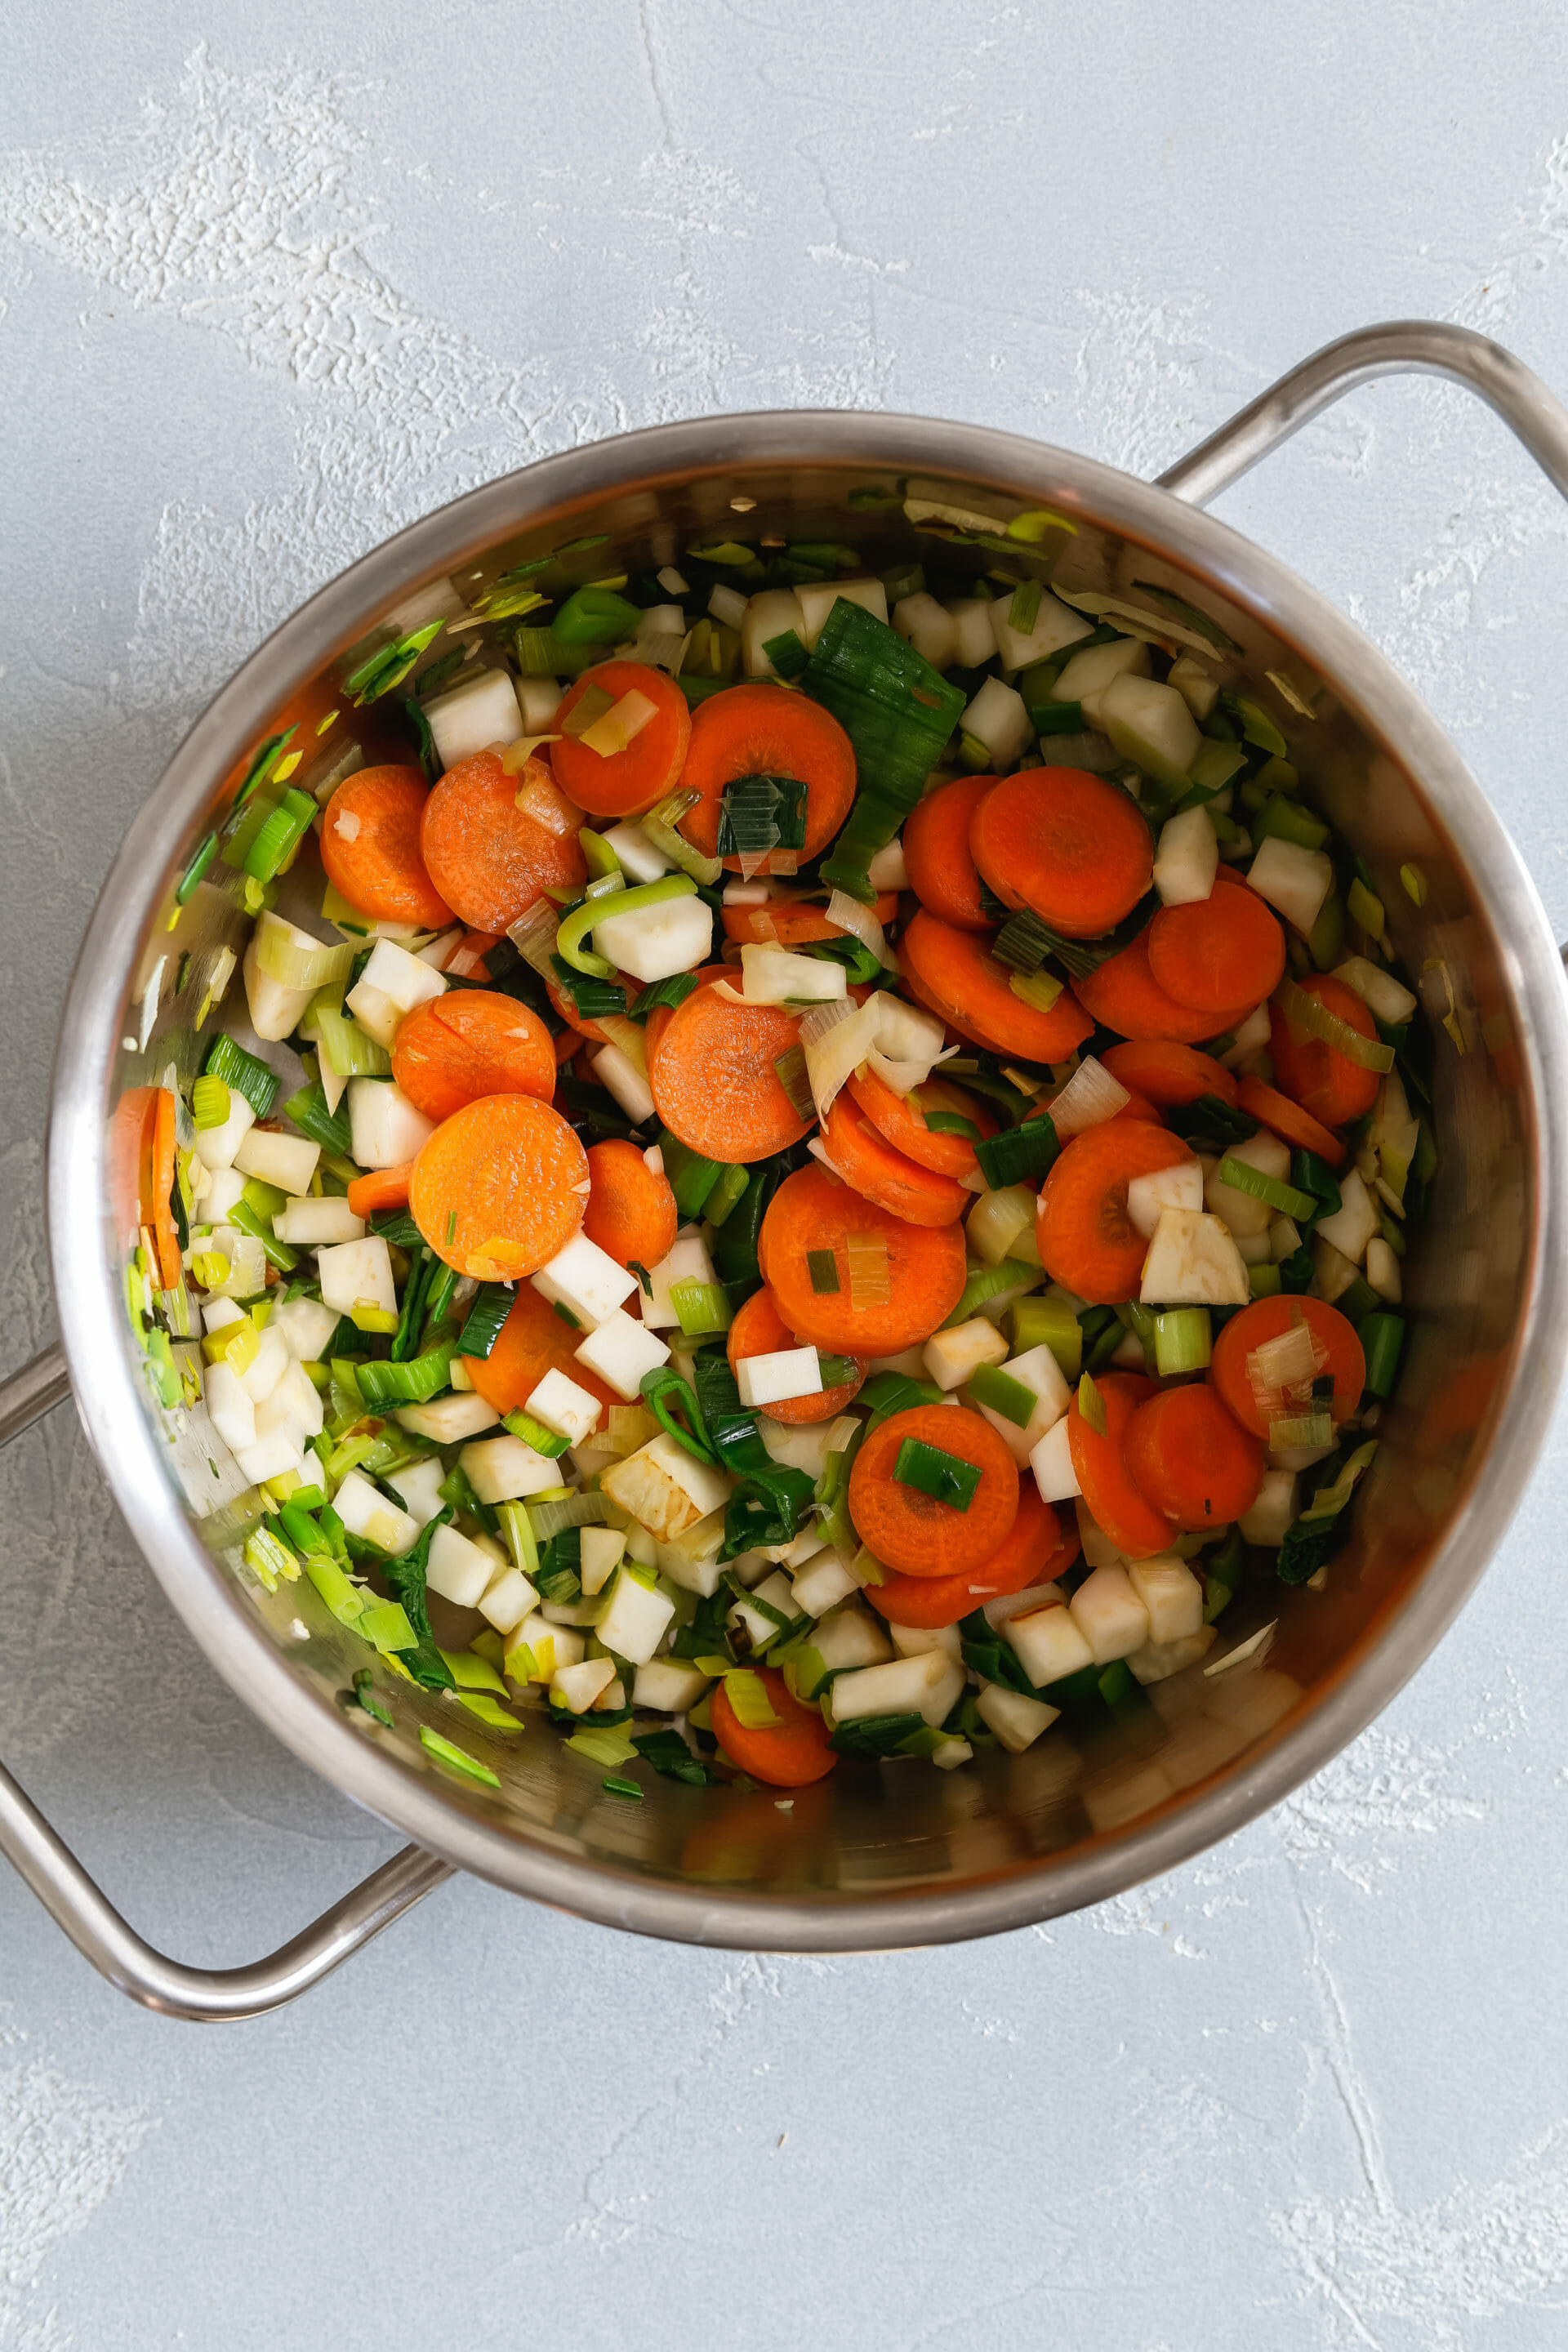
478,1566,538,1636
460,1433,562,1504
192,1089,256,1172
1128,1627,1216,1686
591,1042,657,1128
550,1657,617,1715
422,1521,494,1608
425,667,523,771
829,1650,964,1729
924,1316,1009,1392
236,1323,290,1405
759,1419,844,1479
332,1469,418,1557
945,597,998,667
199,1166,248,1223
889,1620,963,1661
347,1080,434,1171
1128,1553,1204,1644
385,1456,449,1526
1128,1157,1205,1241
812,1601,893,1671
601,1430,732,1544
1099,673,1201,786
975,1682,1061,1753
963,676,1031,772
892,592,958,670
575,1308,670,1401
271,1196,367,1246
632,1659,712,1713
1316,1165,1379,1264
643,1231,717,1332
350,938,448,1023
1166,654,1221,719
271,1298,345,1365
600,821,672,884
394,1392,501,1442
504,1613,582,1681
1069,1564,1152,1665
790,1548,858,1619
742,587,808,678
253,1358,324,1443
233,1432,309,1487
796,579,888,648
317,1236,397,1321
1248,836,1334,937
1240,1467,1298,1547
1004,1600,1094,1686
737,1348,822,1410
973,1342,1072,1467
591,894,713,986
524,1366,604,1446
597,1567,678,1665
1030,1415,1081,1503
1140,1209,1250,1307
1152,805,1219,907
532,1231,638,1331
1205,1129,1291,1238
1053,636,1150,721
989,586,1093,673
203,1361,256,1454
233,1128,321,1197
579,1526,626,1596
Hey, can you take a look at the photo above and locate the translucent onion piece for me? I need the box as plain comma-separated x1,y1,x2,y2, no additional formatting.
1247,1319,1325,1423
800,995,881,1121
507,896,561,981
500,733,564,774
1268,1410,1334,1451
580,689,659,759
513,768,582,835
561,684,615,740
825,889,897,969
595,1014,649,1078
1278,978,1396,1073
1046,1054,1130,1138
863,1045,959,1098
1331,956,1419,1028
715,944,846,1008
845,1232,892,1312
871,995,947,1067
254,915,356,993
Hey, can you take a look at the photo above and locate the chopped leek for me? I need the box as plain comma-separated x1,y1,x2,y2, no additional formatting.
417,1726,500,1787
973,1113,1059,1192
356,1341,457,1406
940,1257,1040,1330
893,1437,981,1511
668,1279,732,1337
1153,1308,1211,1375
715,773,808,858
807,1249,840,1294
1215,1154,1317,1222
803,601,965,902
968,1363,1036,1428
191,1074,230,1130
1278,978,1396,1074
638,793,723,889
502,1409,571,1457
1077,1373,1107,1437
203,1034,278,1121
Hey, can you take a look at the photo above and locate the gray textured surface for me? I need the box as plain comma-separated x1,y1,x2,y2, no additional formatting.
4,10,1568,2346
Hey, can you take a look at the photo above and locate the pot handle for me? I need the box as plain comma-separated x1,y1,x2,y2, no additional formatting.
0,1343,454,2020
1157,319,1568,508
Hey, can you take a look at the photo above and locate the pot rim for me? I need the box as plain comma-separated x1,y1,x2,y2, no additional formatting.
47,409,1568,1949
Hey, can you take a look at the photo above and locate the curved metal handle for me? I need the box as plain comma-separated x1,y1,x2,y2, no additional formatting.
0,1344,454,2019
1157,320,1568,510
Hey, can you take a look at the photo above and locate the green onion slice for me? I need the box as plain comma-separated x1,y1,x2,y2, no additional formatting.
203,1034,278,1121
892,1437,982,1512
1215,1153,1318,1221
1277,979,1396,1074
968,1364,1036,1428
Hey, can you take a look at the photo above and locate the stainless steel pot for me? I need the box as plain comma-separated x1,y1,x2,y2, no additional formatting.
5,321,1567,2021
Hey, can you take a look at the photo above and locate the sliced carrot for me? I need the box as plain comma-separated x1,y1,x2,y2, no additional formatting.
1100,1041,1239,1109
821,1095,972,1227
721,891,898,947
148,1089,184,1290
1074,930,1258,1045
866,1483,1070,1627
550,661,692,820
903,775,999,931
544,964,641,1048
409,1094,588,1278
419,750,587,933
1268,976,1382,1128
970,768,1153,939
899,959,1004,1053
646,980,812,1164
390,991,556,1122
581,1138,678,1272
464,1281,621,1419
759,1165,967,1356
676,684,856,871
845,1067,996,1179
1108,1088,1163,1125
1146,877,1285,1014
848,1404,1019,1579
710,1665,838,1788
726,1285,866,1423
1210,1298,1366,1438
320,766,453,929
345,1161,412,1218
1036,1120,1194,1304
1067,1371,1173,1560
1123,1384,1265,1531
113,1086,159,1248
1236,1076,1347,1169
901,907,1094,1062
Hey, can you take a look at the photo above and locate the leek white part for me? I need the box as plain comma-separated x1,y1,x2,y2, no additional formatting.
737,1348,822,1410
707,584,748,630
1152,804,1219,906
1270,1216,1303,1263
551,1657,617,1716
741,587,808,678
989,588,1093,673
601,1430,731,1542
1248,835,1334,936
1069,1564,1151,1665
384,1456,449,1526
576,1309,670,1401
966,1183,1038,1267
944,597,999,667
1204,1129,1291,1238
1333,956,1419,1027
790,1548,858,1619
394,1391,501,1442
1240,1468,1298,1547
242,926,318,1042
317,1235,397,1320
1166,653,1221,720
271,1196,366,1246
347,1079,434,1170
1128,1627,1216,1686
524,1366,603,1446
1127,1158,1204,1241
642,1230,718,1332
203,1361,256,1454
632,1659,710,1712
962,676,1031,771
591,1042,657,1127
596,1567,677,1665
600,820,672,884
657,566,689,598
1313,1235,1361,1303
422,1521,495,1607
200,1229,267,1300
477,1565,537,1637
233,1432,309,1487
1053,636,1149,723
1315,1165,1379,1263
200,1166,248,1222
254,1360,324,1443
923,1316,1009,1392
333,1469,419,1557
982,1579,1065,1627
1235,1228,1274,1267
232,1127,321,1197
823,891,894,969
1127,1554,1204,1644
892,592,958,670
1098,674,1201,786
866,837,909,893
976,1682,1061,1753
424,668,523,770
591,893,713,986
828,1650,964,1729
1030,1415,1081,1503
800,992,946,1125
507,1615,582,1680
1366,1236,1402,1303
973,1343,1071,1467
192,1090,256,1172
727,1567,796,1653
718,943,846,1006
889,1620,963,1661
236,1323,290,1405
811,1601,893,1671
516,677,564,733
532,1230,639,1331
1005,1598,1094,1685
796,578,888,648
578,1526,626,1596
1218,1002,1272,1069
461,1432,564,1504
1048,1055,1129,1139
1140,1208,1250,1307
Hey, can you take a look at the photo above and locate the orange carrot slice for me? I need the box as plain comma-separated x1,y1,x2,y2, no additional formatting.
820,1094,972,1227
759,1165,967,1356
710,1666,838,1788
464,1281,621,1418
409,1094,588,1278
866,1483,1073,1627
970,767,1154,939
848,1404,1020,1578
1210,1298,1366,1439
420,750,587,933
903,775,999,931
148,1089,184,1290
1147,874,1285,1013
1067,1371,1174,1559
646,981,812,1164
1036,1120,1193,1304
1267,976,1382,1128
1073,930,1258,1045
1100,1040,1240,1108
390,991,556,1122
581,1138,678,1271
345,1162,413,1218
676,684,856,871
320,766,453,929
1123,1384,1265,1530
726,1285,866,1423
901,907,1094,1062
550,661,693,820
845,1067,996,1178
1235,1076,1347,1169
721,891,898,947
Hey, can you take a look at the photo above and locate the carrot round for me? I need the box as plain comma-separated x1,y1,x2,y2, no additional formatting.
149,1088,184,1290
899,960,1000,1053
1074,930,1258,1045
1123,1384,1265,1531
345,1161,413,1218
1100,1040,1239,1108
409,1094,587,1279
464,1281,621,1419
848,1405,1019,1579
1268,976,1382,1128
721,891,898,947
866,1483,1072,1627
420,751,587,933
845,1067,996,1178
1036,1120,1194,1305
581,1138,678,1272
550,661,692,820
1236,1077,1346,1169
903,776,999,931
726,1285,866,1423
1147,875,1285,1014
1067,1371,1174,1560
759,1165,967,1356
675,684,856,871
646,981,813,1164
710,1666,838,1788
1210,1298,1366,1439
1109,1089,1163,1126
821,1095,972,1227
320,766,453,929
390,991,556,1122
901,907,1094,1062
970,768,1153,939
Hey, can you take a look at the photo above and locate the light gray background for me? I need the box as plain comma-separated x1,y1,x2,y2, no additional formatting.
3,7,1568,2346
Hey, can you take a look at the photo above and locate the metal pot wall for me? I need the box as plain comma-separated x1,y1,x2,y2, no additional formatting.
3,321,1566,2020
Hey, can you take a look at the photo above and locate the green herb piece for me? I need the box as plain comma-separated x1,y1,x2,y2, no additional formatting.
355,1340,458,1407
457,1283,514,1359
203,1033,278,1121
345,621,446,706
893,1437,982,1512
804,601,966,902
715,772,808,857
634,1729,719,1786
973,1111,1059,1192
176,831,220,905
807,1249,840,1295
969,1363,1036,1428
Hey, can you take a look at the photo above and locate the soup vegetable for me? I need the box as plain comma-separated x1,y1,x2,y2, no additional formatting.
127,502,1432,1797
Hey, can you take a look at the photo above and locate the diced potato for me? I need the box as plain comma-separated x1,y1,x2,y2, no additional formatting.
1316,1166,1379,1263
811,1601,893,1672
892,592,958,670
592,1044,657,1128
1167,653,1220,720
1053,635,1149,722
347,1080,434,1171
790,1547,858,1619
601,821,671,884
505,1613,583,1682
393,1392,501,1443
550,1657,617,1715
989,587,1092,673
1140,1209,1249,1307
271,1196,366,1247
253,1358,324,1443
423,667,523,770
924,1316,1009,1392
1127,1627,1216,1686
797,579,888,648
963,676,1031,771
1127,1553,1204,1644
460,1433,562,1504
592,894,713,986
1099,674,1201,788
1240,1468,1298,1546
192,1089,256,1172
642,1230,717,1333
578,1526,626,1596
975,1682,1061,1753
888,1619,963,1661
742,587,808,679
422,1521,493,1606
1030,1415,1080,1503
727,1568,796,1655
233,1128,320,1197
532,1231,638,1332
737,1348,822,1410
631,1659,711,1713
595,1567,677,1665
1004,1599,1094,1686
385,1456,448,1526
231,1321,289,1407
601,1431,733,1544
523,1366,604,1446
1127,1157,1205,1241
1248,836,1334,937
574,1309,671,1401
1152,805,1218,908
349,937,447,1021
203,1361,255,1454
944,597,999,667
233,1431,309,1486
829,1650,964,1728
1075,1503,1127,1568
971,1342,1071,1467
1069,1563,1151,1665
317,1235,397,1320
242,927,316,1043
1205,1130,1291,1238
477,1565,538,1636
333,1468,418,1557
